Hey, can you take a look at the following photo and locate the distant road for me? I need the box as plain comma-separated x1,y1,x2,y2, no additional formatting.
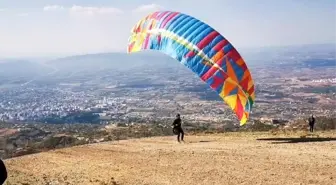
3,131,336,185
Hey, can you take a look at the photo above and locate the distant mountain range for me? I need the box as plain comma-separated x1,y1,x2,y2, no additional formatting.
240,43,336,53
46,51,180,72
0,43,334,81
0,52,180,82
302,59,336,68
0,60,54,78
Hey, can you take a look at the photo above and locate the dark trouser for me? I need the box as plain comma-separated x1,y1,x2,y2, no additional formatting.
0,159,7,185
176,127,184,142
309,124,314,132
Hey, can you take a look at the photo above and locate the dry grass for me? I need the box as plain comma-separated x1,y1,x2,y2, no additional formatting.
3,131,336,185
0,129,18,137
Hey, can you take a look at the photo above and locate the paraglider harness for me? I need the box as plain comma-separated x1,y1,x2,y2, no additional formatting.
172,114,182,135
173,127,180,135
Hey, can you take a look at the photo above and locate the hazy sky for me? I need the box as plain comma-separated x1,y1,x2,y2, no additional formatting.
0,0,335,57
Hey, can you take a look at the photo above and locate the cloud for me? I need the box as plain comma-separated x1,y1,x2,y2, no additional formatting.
43,5,65,11
69,5,123,16
17,13,29,17
132,4,164,13
0,9,6,12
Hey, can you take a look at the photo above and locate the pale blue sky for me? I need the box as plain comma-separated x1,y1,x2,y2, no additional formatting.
0,0,335,57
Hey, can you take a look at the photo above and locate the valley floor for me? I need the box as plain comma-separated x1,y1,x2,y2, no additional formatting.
3,131,336,185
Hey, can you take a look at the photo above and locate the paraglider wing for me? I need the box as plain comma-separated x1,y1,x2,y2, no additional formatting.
127,11,255,125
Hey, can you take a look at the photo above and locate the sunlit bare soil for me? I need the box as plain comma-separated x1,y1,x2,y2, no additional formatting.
4,131,336,185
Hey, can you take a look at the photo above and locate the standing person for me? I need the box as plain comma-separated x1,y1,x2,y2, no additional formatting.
0,158,7,185
308,115,315,132
172,114,184,142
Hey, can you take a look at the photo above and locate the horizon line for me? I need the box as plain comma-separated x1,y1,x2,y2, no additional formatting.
1,42,335,60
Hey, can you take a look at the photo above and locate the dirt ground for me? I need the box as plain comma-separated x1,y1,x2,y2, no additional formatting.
3,131,336,185
0,129,18,137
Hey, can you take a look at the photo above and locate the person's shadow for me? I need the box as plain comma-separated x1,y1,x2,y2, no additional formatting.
0,159,7,185
257,136,336,144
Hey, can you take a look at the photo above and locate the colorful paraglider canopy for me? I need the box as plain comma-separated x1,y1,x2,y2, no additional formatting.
127,11,255,125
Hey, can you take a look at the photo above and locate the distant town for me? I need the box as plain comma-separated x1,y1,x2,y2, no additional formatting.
0,44,335,158
1,45,335,126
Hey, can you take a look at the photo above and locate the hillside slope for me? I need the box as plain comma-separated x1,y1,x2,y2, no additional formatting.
3,132,336,185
